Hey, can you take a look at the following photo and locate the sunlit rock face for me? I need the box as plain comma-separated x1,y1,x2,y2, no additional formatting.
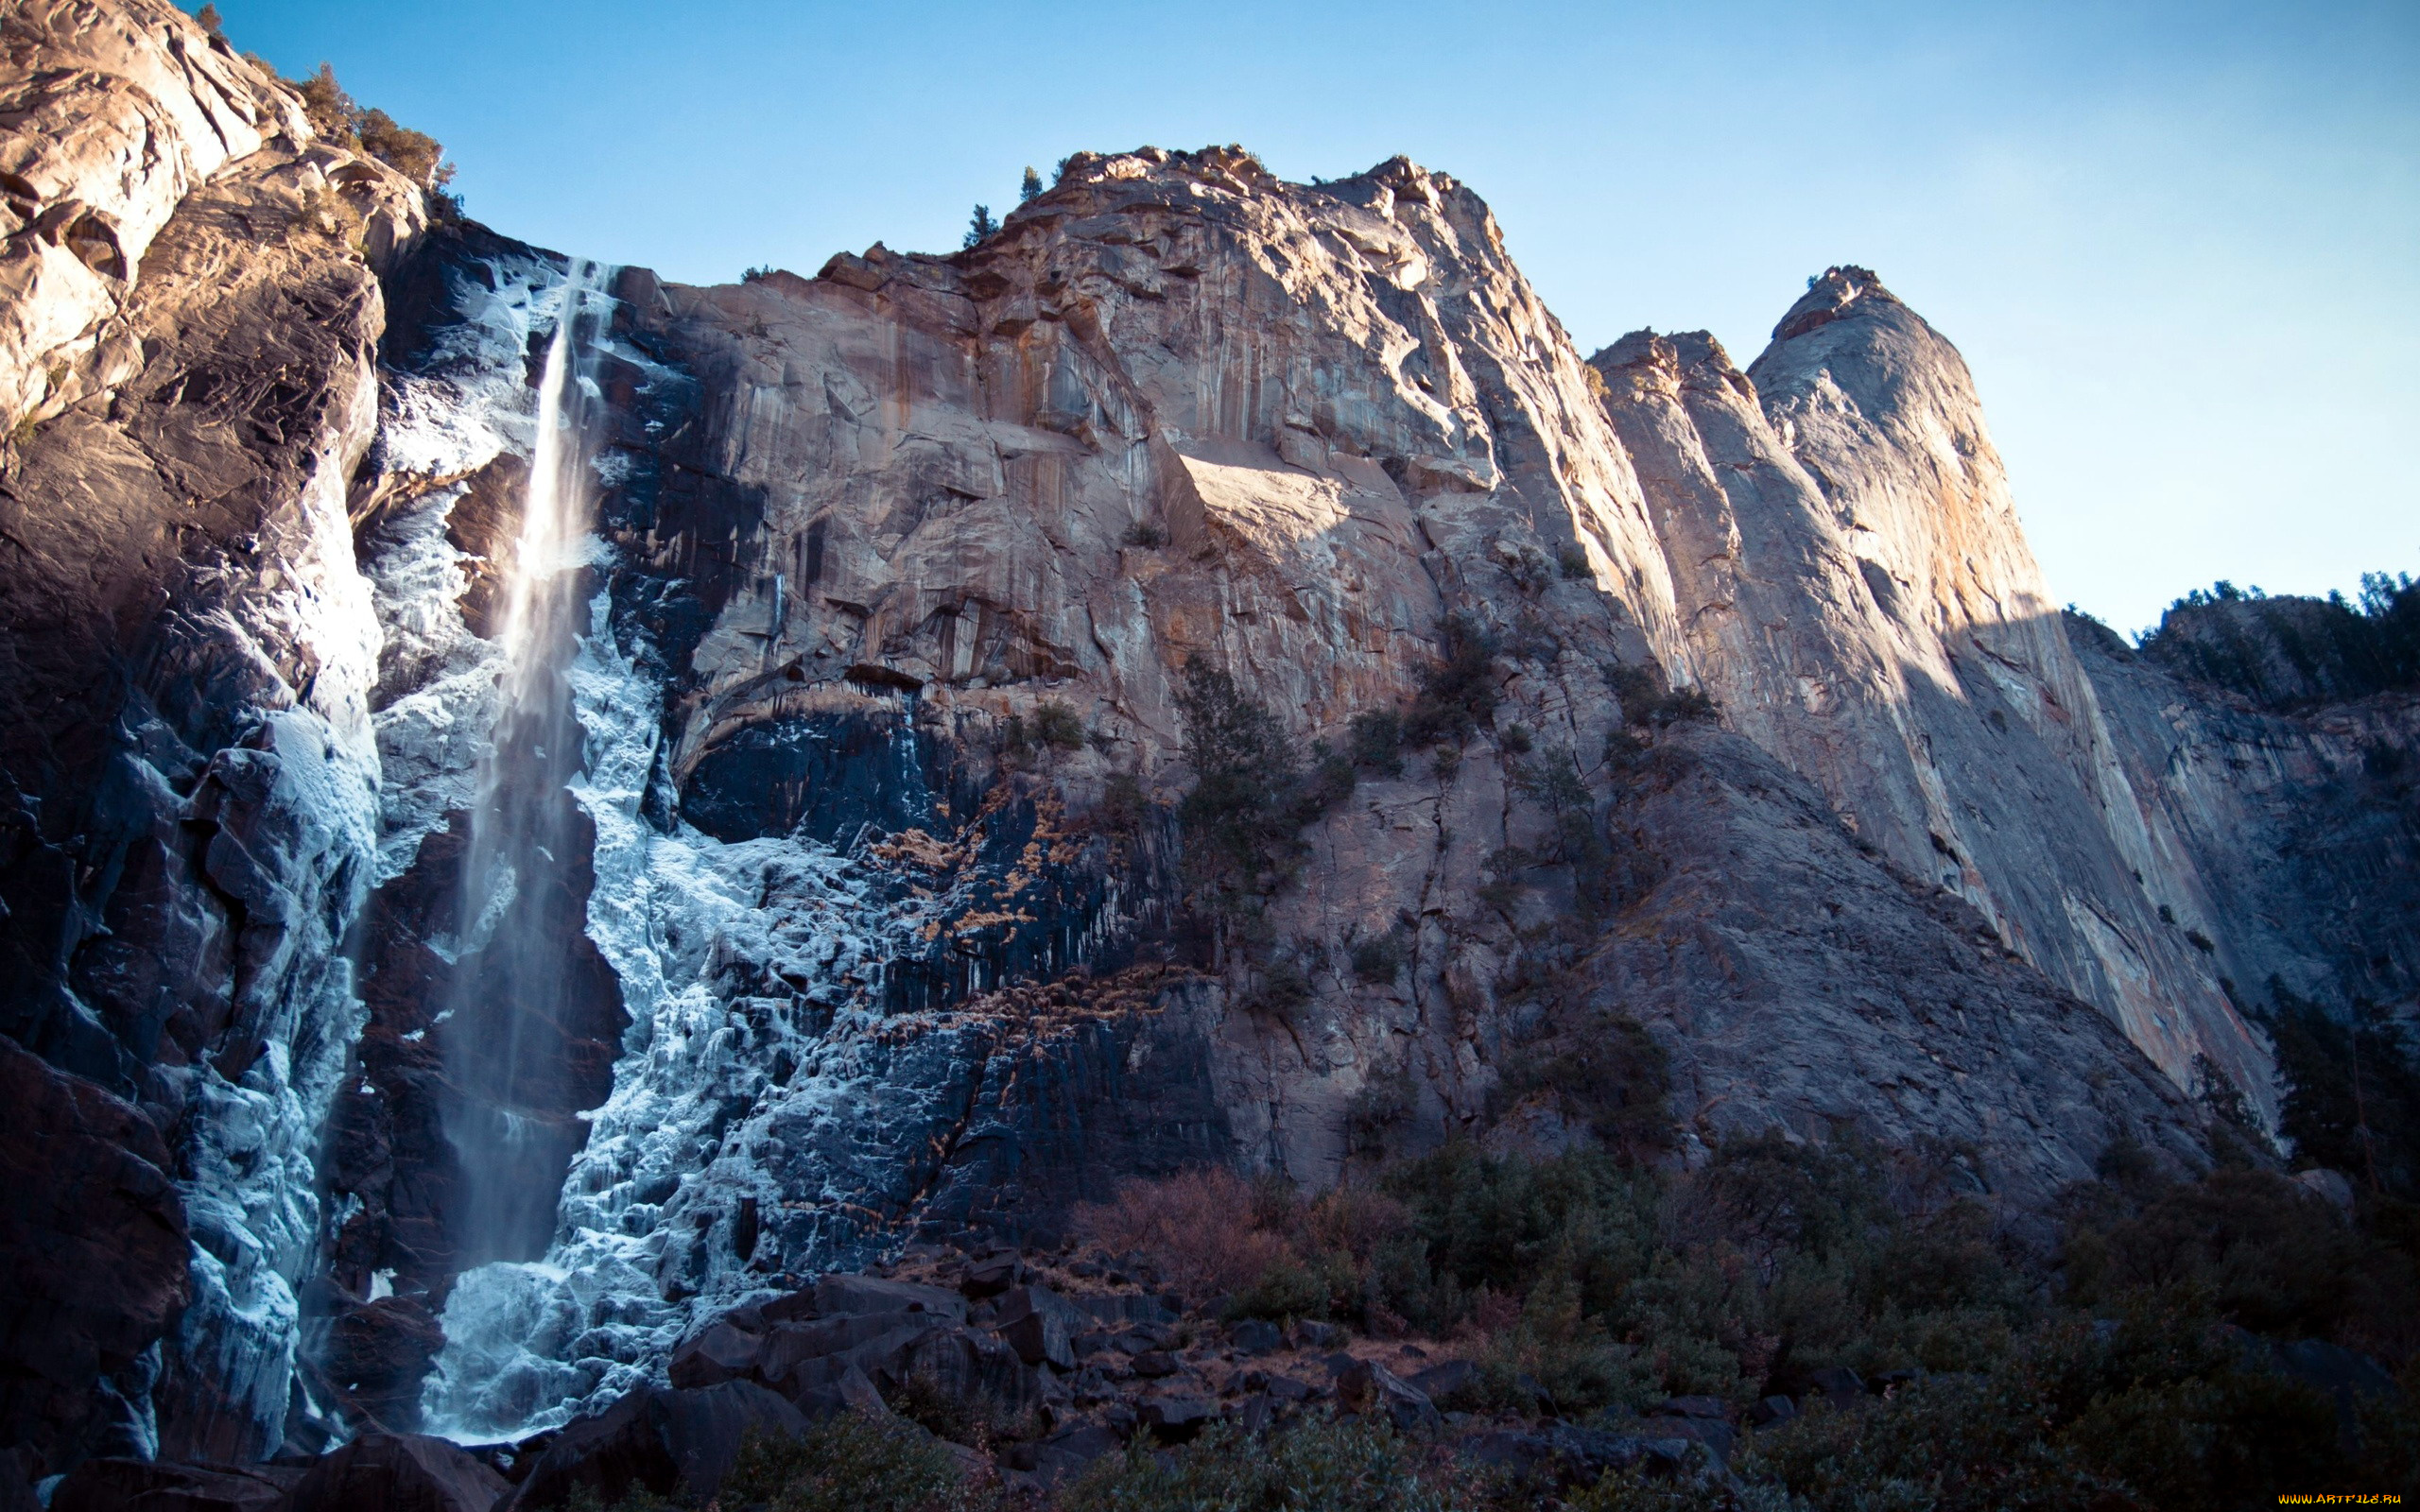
1,2,2414,1466
1590,270,2270,1112
0,0,426,1472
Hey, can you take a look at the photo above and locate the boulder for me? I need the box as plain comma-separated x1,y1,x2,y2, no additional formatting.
502,1381,805,1509
959,1252,1022,1298
1658,1395,1728,1419
1804,1366,1866,1409
889,1324,1038,1411
993,1285,1089,1371
814,1275,965,1322
285,1432,511,1512
1131,1350,1178,1379
759,1314,924,1389
1227,1318,1283,1355
50,1458,299,1512
1334,1359,1442,1435
1021,1422,1123,1487
319,1298,447,1432
1139,1396,1219,1442
1263,1375,1313,1403
667,1319,764,1389
1747,1395,1796,1427
1639,1416,1736,1463
1078,1294,1182,1329
1410,1359,1480,1407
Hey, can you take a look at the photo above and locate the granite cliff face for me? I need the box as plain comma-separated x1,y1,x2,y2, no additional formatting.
0,3,2413,1485
0,0,424,1471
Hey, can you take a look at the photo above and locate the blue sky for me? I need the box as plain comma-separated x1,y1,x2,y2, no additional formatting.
216,0,2417,633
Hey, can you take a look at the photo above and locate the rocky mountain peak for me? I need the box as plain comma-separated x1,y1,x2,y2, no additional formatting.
1769,262,1902,342
0,4,2413,1487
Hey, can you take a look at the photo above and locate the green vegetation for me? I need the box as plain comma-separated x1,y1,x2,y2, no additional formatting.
2264,984,2420,1202
2138,571,2420,706
721,1417,970,1512
288,62,454,191
963,204,998,249
1173,662,1351,926
1607,662,1718,730
1020,166,1045,202
1063,1415,1465,1512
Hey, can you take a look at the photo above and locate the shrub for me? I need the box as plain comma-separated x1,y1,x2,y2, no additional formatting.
1175,662,1349,922
1347,708,1406,775
1746,1303,2356,1512
2060,1164,2417,1349
1348,930,1406,985
1073,1167,1292,1297
1032,697,1085,751
287,63,454,188
1404,613,1501,746
1062,1414,1463,1512
1608,662,1717,728
1497,721,1534,754
718,1418,967,1512
1492,1012,1672,1156
1558,542,1594,580
1120,519,1167,548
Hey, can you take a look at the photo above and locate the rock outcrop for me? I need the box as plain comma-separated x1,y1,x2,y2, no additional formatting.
0,0,427,1475
1,1,2414,1487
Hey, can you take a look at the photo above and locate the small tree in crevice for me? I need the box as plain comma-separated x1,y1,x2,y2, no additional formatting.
1175,662,1352,936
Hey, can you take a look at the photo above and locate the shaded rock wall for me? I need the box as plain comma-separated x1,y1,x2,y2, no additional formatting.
0,0,426,1473
1590,273,2264,1112
2,3,2412,1466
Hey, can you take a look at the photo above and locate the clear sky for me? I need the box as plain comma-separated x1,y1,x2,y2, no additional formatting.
214,0,2417,635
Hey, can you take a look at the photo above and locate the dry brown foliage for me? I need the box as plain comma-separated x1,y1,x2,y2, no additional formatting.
1073,1167,1292,1296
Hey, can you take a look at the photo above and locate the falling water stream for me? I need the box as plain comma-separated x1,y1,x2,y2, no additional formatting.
442,259,619,1267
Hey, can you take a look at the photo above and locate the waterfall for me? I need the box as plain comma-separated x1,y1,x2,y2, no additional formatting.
441,258,619,1268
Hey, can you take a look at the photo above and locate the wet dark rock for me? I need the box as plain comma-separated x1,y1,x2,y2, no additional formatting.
502,1381,804,1510
0,1038,189,1475
49,1457,300,1512
284,1431,510,1512
667,1319,765,1390
319,1297,446,1433
815,1275,966,1321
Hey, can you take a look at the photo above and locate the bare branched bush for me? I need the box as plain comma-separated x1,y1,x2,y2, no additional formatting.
1073,1167,1292,1296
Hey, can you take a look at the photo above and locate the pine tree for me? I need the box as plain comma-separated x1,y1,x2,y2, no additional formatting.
962,204,996,249
1020,166,1044,202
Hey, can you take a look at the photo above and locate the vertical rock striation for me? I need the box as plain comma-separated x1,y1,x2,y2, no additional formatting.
0,5,2411,1469
1593,269,2267,1110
